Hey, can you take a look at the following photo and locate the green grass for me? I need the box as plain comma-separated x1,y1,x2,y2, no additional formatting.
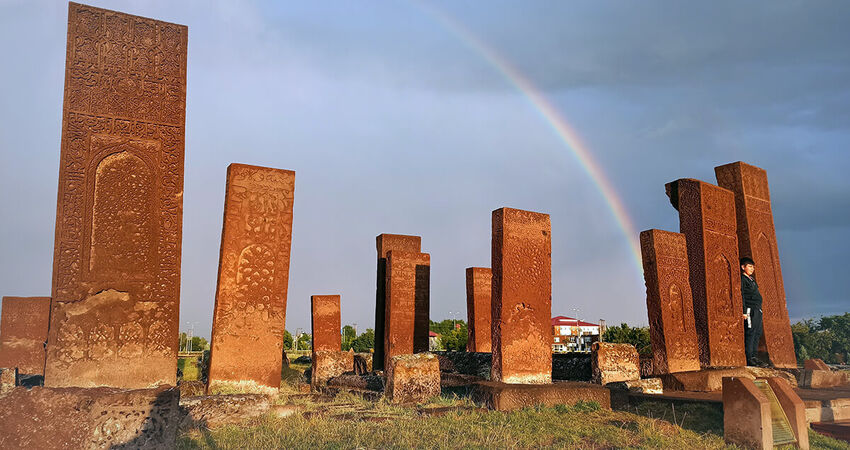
178,397,735,449
178,357,201,381
178,360,850,449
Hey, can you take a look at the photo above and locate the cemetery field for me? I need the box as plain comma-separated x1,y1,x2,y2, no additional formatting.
175,366,850,450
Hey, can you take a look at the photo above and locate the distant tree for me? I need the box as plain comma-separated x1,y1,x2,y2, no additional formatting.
792,314,850,364
437,324,468,351
430,319,466,335
602,323,651,356
283,330,294,350
351,328,375,353
342,325,357,351
296,333,312,351
191,336,208,351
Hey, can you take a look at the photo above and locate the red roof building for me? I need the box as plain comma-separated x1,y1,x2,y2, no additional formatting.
551,316,600,352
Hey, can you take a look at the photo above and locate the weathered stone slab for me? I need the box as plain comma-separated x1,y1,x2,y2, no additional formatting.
385,353,440,404
491,207,552,384
799,369,850,389
311,295,341,352
667,179,746,368
46,3,188,388
472,381,611,412
0,385,179,449
716,162,796,368
179,393,271,430
207,164,295,394
804,359,830,371
465,267,492,353
384,250,430,371
374,234,421,371
767,377,810,450
607,378,663,394
640,230,701,374
722,377,772,449
0,297,50,375
591,342,640,384
312,350,353,388
661,366,797,392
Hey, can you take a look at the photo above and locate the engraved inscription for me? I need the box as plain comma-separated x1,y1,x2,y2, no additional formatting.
46,3,187,388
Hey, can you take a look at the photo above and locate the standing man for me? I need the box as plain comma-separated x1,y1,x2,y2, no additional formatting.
740,257,767,367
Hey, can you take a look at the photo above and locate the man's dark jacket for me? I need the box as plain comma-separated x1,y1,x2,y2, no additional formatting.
741,274,763,311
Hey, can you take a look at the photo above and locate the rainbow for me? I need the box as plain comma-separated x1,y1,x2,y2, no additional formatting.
415,1,644,275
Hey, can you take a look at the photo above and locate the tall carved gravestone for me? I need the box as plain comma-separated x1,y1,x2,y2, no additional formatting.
311,295,341,352
666,179,746,368
715,162,796,368
639,230,700,373
0,297,51,375
45,3,187,388
374,234,421,371
465,267,492,353
207,164,295,393
384,250,430,371
491,208,552,384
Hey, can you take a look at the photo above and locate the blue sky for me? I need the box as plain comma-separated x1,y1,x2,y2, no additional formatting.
1,1,848,338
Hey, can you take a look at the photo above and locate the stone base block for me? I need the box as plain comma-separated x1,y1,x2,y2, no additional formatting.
591,342,639,384
179,394,270,429
722,377,772,449
471,380,611,412
385,353,440,404
804,359,831,371
799,369,850,389
312,351,354,388
354,352,372,374
661,367,797,392
607,378,663,394
0,385,178,450
767,377,810,449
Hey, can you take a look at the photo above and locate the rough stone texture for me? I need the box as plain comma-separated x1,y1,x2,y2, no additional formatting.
491,208,552,384
639,356,655,378
374,234,421,371
661,366,797,392
722,376,772,449
327,374,384,392
591,342,640,385
799,369,850,389
312,350,353,387
46,3,187,389
354,352,372,374
384,250,430,371
179,394,271,430
639,230,701,374
804,359,831,371
0,367,16,393
607,378,664,394
465,267,492,353
472,381,611,412
0,297,50,375
766,377,810,450
667,179,746,368
385,353,440,404
716,162,796,369
311,295,341,352
207,164,294,394
0,385,179,449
